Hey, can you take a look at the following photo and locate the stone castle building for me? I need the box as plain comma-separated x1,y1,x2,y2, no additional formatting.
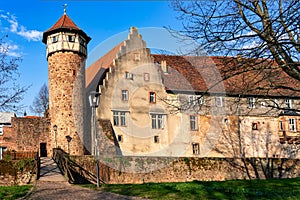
1,11,300,159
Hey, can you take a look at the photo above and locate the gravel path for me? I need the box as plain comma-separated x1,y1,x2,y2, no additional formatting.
21,157,146,200
23,181,145,200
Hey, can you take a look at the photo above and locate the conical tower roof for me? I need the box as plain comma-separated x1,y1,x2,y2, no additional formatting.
42,13,91,44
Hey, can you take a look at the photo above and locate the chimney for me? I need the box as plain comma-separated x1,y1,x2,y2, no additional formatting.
161,60,168,74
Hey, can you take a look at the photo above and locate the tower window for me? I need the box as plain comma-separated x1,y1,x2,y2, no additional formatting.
252,123,258,130
133,53,140,61
68,35,75,42
52,36,58,43
285,99,292,108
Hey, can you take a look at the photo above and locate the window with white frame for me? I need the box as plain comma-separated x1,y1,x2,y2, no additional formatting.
133,53,140,61
52,35,58,43
192,143,200,155
121,90,128,101
285,99,292,108
68,35,75,42
0,147,7,160
215,97,224,107
151,114,164,129
113,111,127,126
190,116,197,131
289,118,297,131
248,97,255,108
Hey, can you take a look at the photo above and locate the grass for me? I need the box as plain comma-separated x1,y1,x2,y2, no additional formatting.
82,178,300,199
0,185,32,200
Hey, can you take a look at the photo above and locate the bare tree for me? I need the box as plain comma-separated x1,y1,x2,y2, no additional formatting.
0,36,29,112
30,83,49,116
171,0,300,91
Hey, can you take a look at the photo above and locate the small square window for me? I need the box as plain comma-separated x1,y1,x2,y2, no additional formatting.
252,123,258,130
154,136,159,143
144,73,150,81
125,72,133,80
289,118,296,132
117,135,123,142
149,92,156,103
285,99,292,109
133,53,140,61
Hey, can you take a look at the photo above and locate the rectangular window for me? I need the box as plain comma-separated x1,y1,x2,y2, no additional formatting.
149,92,156,103
0,125,3,135
188,95,204,106
68,35,75,42
248,97,255,108
192,143,200,155
279,121,284,131
113,111,127,126
289,118,297,132
215,97,224,107
134,53,140,61
285,99,292,108
117,135,123,142
144,73,150,81
125,72,133,80
122,90,128,101
154,136,159,143
52,36,58,43
151,114,164,129
190,116,197,131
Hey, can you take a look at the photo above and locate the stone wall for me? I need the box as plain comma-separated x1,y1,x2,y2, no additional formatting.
0,116,49,154
71,155,300,184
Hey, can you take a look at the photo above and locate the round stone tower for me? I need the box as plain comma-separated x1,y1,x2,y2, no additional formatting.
42,9,91,155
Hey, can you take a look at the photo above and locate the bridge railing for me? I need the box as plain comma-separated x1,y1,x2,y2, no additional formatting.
52,148,103,184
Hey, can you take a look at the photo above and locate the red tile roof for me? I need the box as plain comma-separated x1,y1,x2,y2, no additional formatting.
43,14,90,44
85,48,300,97
153,54,300,97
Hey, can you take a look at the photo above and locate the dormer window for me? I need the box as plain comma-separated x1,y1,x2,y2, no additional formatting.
52,36,58,43
68,35,75,42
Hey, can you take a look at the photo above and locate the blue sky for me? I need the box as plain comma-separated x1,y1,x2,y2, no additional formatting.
0,0,184,115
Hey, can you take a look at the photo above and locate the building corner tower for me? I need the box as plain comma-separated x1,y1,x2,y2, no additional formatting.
42,9,91,156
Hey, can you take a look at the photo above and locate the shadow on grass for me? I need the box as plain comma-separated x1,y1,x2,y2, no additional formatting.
81,178,300,200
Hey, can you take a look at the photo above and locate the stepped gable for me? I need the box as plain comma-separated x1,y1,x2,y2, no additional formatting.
86,42,124,88
152,54,300,97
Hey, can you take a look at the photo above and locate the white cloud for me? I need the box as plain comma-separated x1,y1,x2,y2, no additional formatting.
0,11,42,41
0,42,22,57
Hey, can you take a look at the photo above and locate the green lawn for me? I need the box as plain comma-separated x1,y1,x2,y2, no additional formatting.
87,178,300,199
0,185,32,200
